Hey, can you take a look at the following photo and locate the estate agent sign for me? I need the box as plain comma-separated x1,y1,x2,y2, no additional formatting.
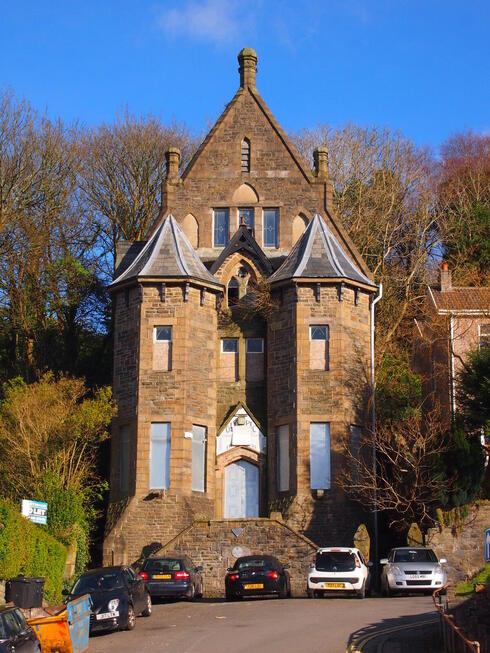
21,499,48,525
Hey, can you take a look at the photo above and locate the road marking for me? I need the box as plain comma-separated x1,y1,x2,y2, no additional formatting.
346,616,439,652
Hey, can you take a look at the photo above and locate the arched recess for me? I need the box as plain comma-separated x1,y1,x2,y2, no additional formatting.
182,213,199,248
232,183,259,204
292,213,308,245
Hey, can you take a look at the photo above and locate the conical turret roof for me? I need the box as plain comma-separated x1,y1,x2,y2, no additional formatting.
111,214,221,288
268,214,375,286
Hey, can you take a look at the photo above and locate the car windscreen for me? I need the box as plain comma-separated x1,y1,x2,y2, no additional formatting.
393,549,437,563
315,552,356,572
0,612,19,639
0,613,11,640
142,559,183,572
235,558,272,571
72,571,124,594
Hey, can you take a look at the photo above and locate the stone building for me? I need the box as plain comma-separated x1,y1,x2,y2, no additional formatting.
103,48,378,576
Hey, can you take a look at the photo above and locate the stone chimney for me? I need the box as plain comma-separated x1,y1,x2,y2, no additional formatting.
238,48,258,88
313,147,329,179
440,261,452,292
165,147,181,184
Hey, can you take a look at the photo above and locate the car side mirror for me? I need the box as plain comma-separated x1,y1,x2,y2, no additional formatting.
380,558,388,565
62,589,70,596
227,567,233,572
439,558,447,564
368,561,374,568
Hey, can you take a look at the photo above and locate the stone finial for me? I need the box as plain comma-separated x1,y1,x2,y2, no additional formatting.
165,147,181,183
238,48,258,88
313,146,329,179
440,261,452,292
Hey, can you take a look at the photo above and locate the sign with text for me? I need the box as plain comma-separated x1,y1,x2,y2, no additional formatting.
486,529,490,563
21,500,48,525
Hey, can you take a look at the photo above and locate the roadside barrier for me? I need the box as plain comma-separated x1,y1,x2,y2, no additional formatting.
433,586,481,653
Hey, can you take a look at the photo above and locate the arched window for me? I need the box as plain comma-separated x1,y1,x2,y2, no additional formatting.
241,138,250,173
227,278,239,307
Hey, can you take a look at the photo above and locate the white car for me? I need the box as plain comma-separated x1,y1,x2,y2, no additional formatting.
307,547,372,599
380,547,447,596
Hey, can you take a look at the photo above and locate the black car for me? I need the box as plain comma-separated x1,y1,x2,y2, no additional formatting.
65,565,152,633
139,555,204,600
225,555,291,600
0,606,40,653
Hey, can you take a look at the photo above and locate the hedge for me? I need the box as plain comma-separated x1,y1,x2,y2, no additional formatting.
0,499,67,604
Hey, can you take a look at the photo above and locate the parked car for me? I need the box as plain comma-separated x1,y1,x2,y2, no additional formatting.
380,547,447,596
0,606,40,653
65,565,151,633
307,547,372,599
138,555,203,600
225,555,291,600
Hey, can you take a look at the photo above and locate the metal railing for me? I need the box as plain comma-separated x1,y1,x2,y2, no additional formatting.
433,586,481,653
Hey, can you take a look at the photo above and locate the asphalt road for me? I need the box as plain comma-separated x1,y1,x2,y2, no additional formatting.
88,595,439,653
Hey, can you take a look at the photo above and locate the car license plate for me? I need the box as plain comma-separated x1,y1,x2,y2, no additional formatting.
244,583,264,590
324,583,345,589
153,574,172,579
96,611,119,620
412,576,427,581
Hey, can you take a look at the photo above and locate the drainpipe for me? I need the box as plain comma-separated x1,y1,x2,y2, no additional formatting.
449,315,456,419
370,283,382,579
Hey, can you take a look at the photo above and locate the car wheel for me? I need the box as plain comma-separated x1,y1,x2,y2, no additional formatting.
125,604,136,630
196,582,203,599
356,581,366,599
142,593,152,617
313,590,322,599
306,588,314,598
279,580,288,599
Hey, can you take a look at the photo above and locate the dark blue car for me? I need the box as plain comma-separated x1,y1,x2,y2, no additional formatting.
139,556,204,600
0,606,40,653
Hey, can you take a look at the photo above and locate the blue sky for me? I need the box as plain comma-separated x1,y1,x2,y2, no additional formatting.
1,1,488,150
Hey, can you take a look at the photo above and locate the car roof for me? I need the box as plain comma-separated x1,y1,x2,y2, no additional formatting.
0,606,20,615
390,547,432,551
317,547,359,553
236,555,278,561
79,566,126,576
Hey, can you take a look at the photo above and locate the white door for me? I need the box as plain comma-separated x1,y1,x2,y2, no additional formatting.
224,460,259,518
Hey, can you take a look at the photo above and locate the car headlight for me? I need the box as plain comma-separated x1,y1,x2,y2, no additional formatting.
389,565,403,577
434,565,443,575
108,599,120,612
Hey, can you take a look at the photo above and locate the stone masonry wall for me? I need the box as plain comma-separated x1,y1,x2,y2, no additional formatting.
160,518,317,597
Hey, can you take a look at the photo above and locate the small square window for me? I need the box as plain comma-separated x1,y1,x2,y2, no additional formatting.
310,326,329,340
222,338,238,353
479,324,490,349
246,338,263,353
155,326,172,341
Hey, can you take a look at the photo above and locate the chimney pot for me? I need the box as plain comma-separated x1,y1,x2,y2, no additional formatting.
165,147,181,183
238,48,258,88
313,146,329,178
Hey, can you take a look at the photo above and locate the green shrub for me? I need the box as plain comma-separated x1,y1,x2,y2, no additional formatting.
0,499,67,604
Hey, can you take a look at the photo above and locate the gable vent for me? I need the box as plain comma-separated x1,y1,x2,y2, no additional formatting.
241,138,251,172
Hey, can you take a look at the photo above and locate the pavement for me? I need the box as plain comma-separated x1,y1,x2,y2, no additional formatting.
87,594,442,653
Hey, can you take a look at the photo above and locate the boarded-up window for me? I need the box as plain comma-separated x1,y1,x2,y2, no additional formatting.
310,325,329,370
153,326,172,371
479,324,490,349
192,425,207,492
214,209,229,247
276,424,290,492
150,423,171,489
310,423,330,490
241,138,251,172
120,425,130,492
239,207,254,234
263,208,279,248
220,338,238,381
246,338,264,381
349,425,362,483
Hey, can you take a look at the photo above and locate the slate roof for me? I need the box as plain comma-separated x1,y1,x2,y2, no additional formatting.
268,214,376,287
111,214,221,288
429,287,490,312
210,224,273,276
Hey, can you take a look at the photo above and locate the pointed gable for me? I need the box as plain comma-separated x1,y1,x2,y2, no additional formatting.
210,224,273,276
111,215,221,288
216,403,266,456
268,214,376,287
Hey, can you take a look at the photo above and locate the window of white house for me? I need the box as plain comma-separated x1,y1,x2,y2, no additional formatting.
241,138,251,172
276,424,290,492
150,422,171,489
246,338,264,381
310,325,329,370
263,208,279,248
120,425,130,492
192,425,207,492
310,423,331,490
479,324,490,349
220,338,239,381
153,326,172,371
214,208,230,247
239,207,254,234
349,425,362,483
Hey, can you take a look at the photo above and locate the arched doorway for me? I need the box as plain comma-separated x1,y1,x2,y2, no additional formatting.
224,460,259,518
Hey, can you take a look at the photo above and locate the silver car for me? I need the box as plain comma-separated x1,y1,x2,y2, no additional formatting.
380,547,447,596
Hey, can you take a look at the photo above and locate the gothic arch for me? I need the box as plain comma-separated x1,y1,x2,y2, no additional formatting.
232,183,259,204
181,213,199,248
292,213,308,245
